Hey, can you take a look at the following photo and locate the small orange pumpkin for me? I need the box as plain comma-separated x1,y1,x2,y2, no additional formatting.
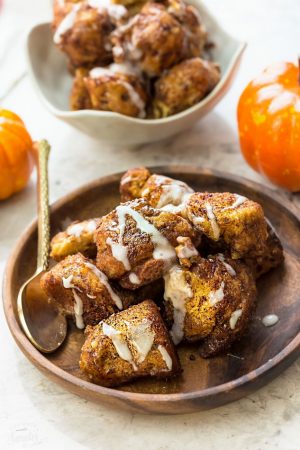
0,109,34,200
237,61,300,192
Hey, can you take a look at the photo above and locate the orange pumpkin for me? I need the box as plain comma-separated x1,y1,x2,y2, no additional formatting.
0,109,34,200
237,61,300,192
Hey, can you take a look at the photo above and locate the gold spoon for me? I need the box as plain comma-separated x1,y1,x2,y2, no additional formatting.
17,140,67,353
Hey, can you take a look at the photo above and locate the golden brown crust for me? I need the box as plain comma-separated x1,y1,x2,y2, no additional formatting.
53,2,114,69
165,0,207,58
83,68,148,117
244,223,284,279
50,218,101,261
163,255,257,356
186,192,269,259
40,253,123,325
111,2,186,77
70,68,92,110
153,57,220,118
79,300,181,386
120,167,151,202
95,198,200,288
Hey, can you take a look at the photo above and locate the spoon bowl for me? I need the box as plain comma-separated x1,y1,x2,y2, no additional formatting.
17,270,67,353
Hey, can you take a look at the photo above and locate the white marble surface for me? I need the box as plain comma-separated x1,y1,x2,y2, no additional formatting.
1,0,300,449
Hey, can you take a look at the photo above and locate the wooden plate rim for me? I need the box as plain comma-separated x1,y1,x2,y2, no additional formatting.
3,165,300,405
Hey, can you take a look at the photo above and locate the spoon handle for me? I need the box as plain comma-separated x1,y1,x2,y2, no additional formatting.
36,140,51,272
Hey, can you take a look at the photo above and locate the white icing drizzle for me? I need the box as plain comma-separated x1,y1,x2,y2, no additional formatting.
191,214,205,224
106,205,131,271
107,204,176,272
102,322,137,369
229,309,243,329
87,293,97,299
158,345,172,370
106,237,131,270
72,289,85,329
62,274,76,289
209,282,225,306
156,182,194,209
262,314,279,327
129,273,140,284
176,237,198,259
177,245,198,259
125,320,155,364
160,192,192,215
205,202,220,240
90,62,137,78
62,275,85,328
53,3,80,44
120,175,133,185
216,254,236,276
224,194,247,210
86,220,98,233
88,0,127,21
141,187,150,196
164,266,192,345
107,4,127,20
84,261,123,309
67,219,97,238
113,46,124,58
117,14,138,34
122,81,145,118
102,319,155,369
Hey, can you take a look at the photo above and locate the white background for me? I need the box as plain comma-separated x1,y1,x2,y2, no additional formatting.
1,0,300,449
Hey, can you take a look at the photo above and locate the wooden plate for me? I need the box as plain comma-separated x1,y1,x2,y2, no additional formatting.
3,166,300,414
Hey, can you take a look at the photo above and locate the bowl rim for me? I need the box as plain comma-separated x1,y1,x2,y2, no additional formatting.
3,166,300,407
26,0,246,125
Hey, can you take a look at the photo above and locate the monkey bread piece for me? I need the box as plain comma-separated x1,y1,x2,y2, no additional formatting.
79,300,181,386
120,167,194,211
111,2,186,77
139,174,194,211
185,192,269,260
95,198,199,289
120,167,151,202
70,68,92,110
83,65,148,118
40,253,125,327
53,1,128,70
153,57,220,118
163,254,257,356
50,218,101,261
244,223,284,279
165,0,207,58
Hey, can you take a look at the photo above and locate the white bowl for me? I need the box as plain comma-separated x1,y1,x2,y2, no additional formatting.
26,0,246,146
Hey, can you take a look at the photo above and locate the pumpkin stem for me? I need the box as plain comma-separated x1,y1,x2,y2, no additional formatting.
298,57,300,85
